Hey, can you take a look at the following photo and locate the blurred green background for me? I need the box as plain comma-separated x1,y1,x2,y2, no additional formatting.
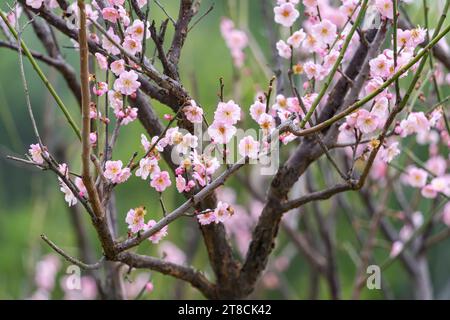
0,0,449,299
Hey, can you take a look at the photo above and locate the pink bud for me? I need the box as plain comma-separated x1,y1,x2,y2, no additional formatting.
90,132,97,145
145,282,154,293
187,180,196,189
429,144,438,156
7,12,16,25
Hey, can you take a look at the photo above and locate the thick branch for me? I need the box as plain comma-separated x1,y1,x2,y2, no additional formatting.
167,0,198,72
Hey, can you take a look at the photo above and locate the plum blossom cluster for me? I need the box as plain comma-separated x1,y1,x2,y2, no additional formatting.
29,253,98,300
374,0,415,20
90,63,140,125
125,206,168,244
390,211,424,257
272,0,448,231
250,92,317,145
85,3,152,128
220,18,248,67
104,160,131,184
275,13,342,84
58,163,87,207
29,253,153,300
27,145,88,207
197,201,234,226
369,27,426,80
402,156,450,200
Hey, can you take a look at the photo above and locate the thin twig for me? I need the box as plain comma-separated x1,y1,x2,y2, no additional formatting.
41,234,104,270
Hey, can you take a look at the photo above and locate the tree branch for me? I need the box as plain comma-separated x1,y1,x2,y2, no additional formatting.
117,251,216,299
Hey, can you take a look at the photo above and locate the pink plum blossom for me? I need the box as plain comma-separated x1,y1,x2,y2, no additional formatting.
356,109,379,134
214,201,234,224
141,134,164,153
102,7,120,23
29,143,48,164
371,97,389,119
397,29,411,48
150,171,172,192
258,113,276,134
125,207,147,233
110,59,126,76
95,53,108,70
93,81,108,96
176,175,189,193
421,184,438,199
370,54,393,79
323,49,339,70
380,141,400,163
214,100,241,125
136,157,160,180
302,0,317,7
26,0,43,9
399,112,430,137
115,106,138,125
405,167,428,188
34,254,60,291
375,0,394,20
250,100,266,122
425,156,447,176
430,177,450,196
113,70,141,95
302,33,323,53
287,29,306,48
220,18,248,67
409,27,426,47
177,133,198,155
145,220,168,244
224,29,248,51
183,100,204,124
304,61,323,80
276,40,292,59
197,210,216,225
75,177,87,198
126,19,150,40
208,122,236,144
238,136,259,159
123,36,142,55
158,241,186,265
145,282,154,294
311,19,337,45
109,0,125,5
60,182,77,207
104,160,130,184
274,3,300,27
278,0,300,4
102,28,121,55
